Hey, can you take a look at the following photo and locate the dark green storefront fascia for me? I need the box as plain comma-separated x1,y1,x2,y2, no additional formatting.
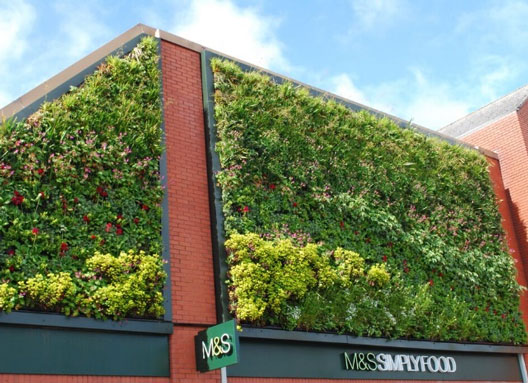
227,327,528,381
0,323,170,376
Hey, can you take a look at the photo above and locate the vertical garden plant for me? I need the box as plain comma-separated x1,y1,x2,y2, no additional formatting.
212,58,526,344
0,37,166,320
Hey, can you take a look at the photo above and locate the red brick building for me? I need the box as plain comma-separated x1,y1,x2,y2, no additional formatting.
1,24,528,383
440,87,528,286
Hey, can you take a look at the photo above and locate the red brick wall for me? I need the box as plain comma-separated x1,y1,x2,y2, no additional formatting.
161,40,217,326
161,39,220,383
463,111,528,282
487,156,528,347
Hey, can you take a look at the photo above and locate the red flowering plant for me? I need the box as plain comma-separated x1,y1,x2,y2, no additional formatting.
212,59,526,344
0,37,165,320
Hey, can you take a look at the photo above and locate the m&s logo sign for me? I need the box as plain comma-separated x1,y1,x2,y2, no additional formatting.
195,320,239,372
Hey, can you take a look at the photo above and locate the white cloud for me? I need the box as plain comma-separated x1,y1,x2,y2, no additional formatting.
399,72,470,129
350,0,406,29
457,0,528,48
330,74,367,104
0,0,36,107
328,68,471,130
0,1,113,110
404,68,470,126
330,73,395,114
170,0,289,71
0,0,35,61
53,1,110,60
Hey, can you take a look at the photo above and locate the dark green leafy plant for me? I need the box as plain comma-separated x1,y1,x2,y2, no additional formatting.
0,37,165,320
212,58,526,344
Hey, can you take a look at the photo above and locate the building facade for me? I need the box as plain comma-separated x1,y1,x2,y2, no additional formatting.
1,24,528,383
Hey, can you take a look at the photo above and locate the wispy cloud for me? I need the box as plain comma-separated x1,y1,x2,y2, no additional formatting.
169,0,290,71
453,0,528,103
349,0,407,30
471,55,520,101
456,0,528,48
0,0,36,107
329,68,471,129
330,0,528,129
52,1,111,60
0,0,35,62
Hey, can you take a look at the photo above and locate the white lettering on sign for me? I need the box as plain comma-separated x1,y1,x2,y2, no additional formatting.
345,352,457,373
202,333,233,360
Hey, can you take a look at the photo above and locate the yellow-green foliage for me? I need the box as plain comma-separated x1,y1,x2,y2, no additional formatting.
333,248,365,286
367,264,390,287
226,233,387,323
86,250,165,319
20,272,76,308
86,251,127,281
226,233,325,321
0,283,16,311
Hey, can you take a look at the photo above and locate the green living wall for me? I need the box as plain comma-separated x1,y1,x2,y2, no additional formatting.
212,59,527,344
0,37,165,320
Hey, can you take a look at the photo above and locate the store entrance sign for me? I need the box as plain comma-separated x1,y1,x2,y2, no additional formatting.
195,320,239,372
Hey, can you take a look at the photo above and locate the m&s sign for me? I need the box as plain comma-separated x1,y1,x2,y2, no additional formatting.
195,320,239,372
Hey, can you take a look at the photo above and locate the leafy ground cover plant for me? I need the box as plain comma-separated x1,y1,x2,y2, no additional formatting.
0,37,165,319
212,58,526,344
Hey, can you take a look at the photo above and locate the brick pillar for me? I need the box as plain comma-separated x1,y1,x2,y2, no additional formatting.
161,39,220,383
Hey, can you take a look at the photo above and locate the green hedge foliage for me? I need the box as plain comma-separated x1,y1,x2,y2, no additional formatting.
0,37,166,319
212,58,526,344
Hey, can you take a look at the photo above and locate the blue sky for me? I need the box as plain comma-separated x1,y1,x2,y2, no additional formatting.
2,0,528,129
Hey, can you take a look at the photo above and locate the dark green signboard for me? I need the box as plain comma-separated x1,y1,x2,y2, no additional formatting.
228,336,522,381
0,325,169,376
195,320,239,372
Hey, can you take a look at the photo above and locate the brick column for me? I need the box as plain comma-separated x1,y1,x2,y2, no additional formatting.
161,39,220,383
